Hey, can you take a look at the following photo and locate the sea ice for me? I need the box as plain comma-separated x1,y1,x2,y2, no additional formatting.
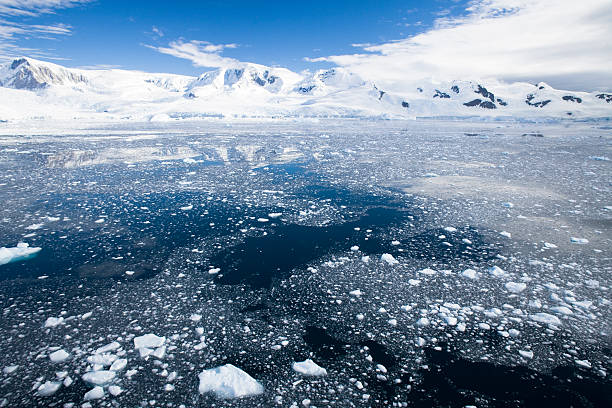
380,253,398,265
505,282,527,293
134,333,165,349
0,243,42,266
82,370,116,385
37,381,61,397
84,386,104,401
530,313,562,326
198,364,264,399
49,349,70,363
292,359,327,376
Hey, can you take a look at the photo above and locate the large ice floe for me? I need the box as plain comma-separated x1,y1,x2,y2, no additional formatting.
0,243,41,265
198,364,264,399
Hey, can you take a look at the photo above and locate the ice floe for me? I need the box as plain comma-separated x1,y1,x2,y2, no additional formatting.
198,364,264,399
292,359,327,376
0,243,41,266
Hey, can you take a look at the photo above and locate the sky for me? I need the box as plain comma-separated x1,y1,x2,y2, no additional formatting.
0,0,610,91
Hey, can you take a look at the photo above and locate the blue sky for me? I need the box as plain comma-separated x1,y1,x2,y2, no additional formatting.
0,0,611,90
0,0,470,75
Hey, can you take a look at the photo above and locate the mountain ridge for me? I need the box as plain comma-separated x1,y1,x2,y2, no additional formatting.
0,57,610,122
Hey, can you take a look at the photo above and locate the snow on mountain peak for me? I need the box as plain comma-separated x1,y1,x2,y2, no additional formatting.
1,57,88,90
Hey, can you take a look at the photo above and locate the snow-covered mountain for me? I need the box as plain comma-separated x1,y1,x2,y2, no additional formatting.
0,57,610,122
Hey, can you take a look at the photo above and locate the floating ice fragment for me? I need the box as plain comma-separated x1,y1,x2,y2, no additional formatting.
415,317,430,327
292,359,327,376
380,253,398,265
84,386,104,401
37,381,61,397
443,227,457,233
570,237,588,244
350,245,359,251
419,268,436,275
108,385,123,396
544,242,558,248
488,266,507,277
44,316,64,328
575,359,592,369
461,269,479,279
82,370,116,385
519,350,534,359
198,364,264,399
268,213,282,218
110,358,127,371
349,289,363,296
500,231,512,238
95,341,120,354
505,282,527,293
530,313,562,326
3,365,18,374
257,218,269,222
49,349,70,363
180,204,193,211
134,333,165,349
502,202,514,208
0,243,42,266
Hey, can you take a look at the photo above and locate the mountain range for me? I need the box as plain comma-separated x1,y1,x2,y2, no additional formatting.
0,57,610,122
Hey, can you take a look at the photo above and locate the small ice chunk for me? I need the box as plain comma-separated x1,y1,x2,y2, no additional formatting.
461,269,479,279
84,386,104,401
49,349,70,363
109,358,127,371
570,237,588,244
500,231,512,238
443,227,457,233
190,314,202,322
505,282,527,293
575,359,592,369
530,313,562,326
37,381,61,397
108,385,123,396
349,289,363,297
350,245,359,251
488,266,507,277
419,268,436,275
543,242,557,249
380,253,399,265
95,341,120,354
134,333,165,349
3,365,18,374
415,317,430,327
82,370,116,386
268,213,282,218
44,317,64,328
257,218,269,223
502,202,514,208
0,243,42,265
198,364,264,399
180,204,193,211
519,350,534,359
292,359,327,376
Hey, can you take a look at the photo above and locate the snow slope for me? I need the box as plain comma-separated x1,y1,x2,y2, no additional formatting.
0,57,610,122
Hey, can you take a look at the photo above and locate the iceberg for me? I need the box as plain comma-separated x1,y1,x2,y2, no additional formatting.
0,243,41,266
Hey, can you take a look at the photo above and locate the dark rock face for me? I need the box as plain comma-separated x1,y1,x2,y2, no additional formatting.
298,85,315,93
417,87,423,93
10,58,27,70
434,89,450,98
464,99,482,107
401,101,410,108
250,70,279,87
464,99,497,109
185,92,197,99
526,94,551,108
562,95,582,103
596,93,612,103
496,98,508,106
378,90,385,100
451,85,460,94
475,85,495,102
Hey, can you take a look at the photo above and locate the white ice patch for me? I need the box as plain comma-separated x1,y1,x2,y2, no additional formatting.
49,349,70,363
488,266,507,277
134,333,165,349
530,313,562,326
292,359,327,376
461,269,479,279
82,370,116,386
0,243,41,266
84,386,105,401
44,317,64,328
37,381,61,397
505,282,527,293
380,253,399,265
198,364,264,399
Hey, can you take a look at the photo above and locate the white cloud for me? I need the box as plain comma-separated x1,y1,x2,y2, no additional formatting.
309,0,612,91
0,0,89,59
147,40,240,68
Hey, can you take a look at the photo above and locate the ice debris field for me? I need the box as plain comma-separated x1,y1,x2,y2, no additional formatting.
0,119,610,407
